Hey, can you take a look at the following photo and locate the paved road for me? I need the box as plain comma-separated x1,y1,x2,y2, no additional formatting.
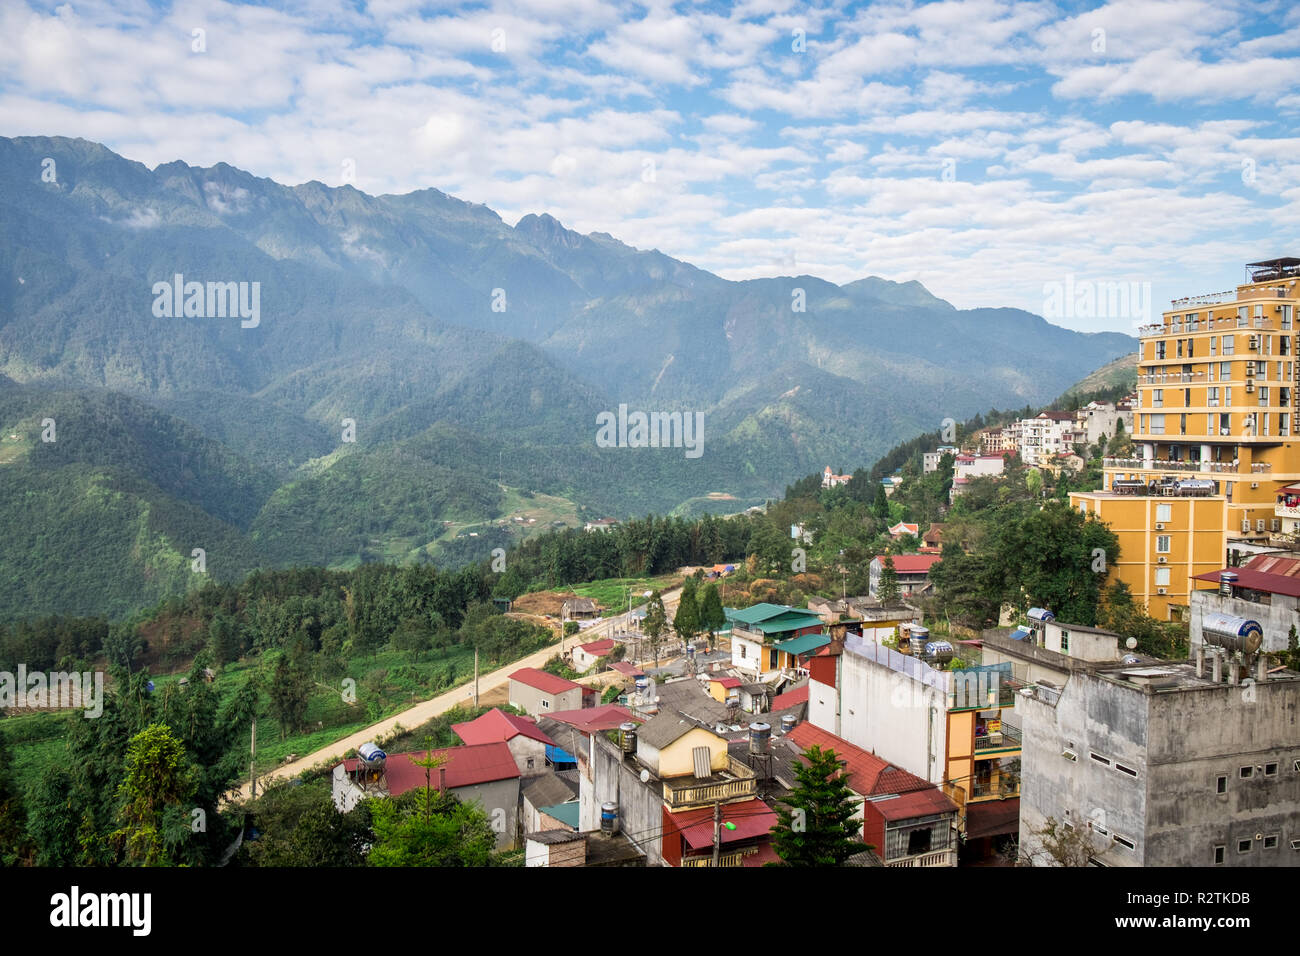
233,586,681,800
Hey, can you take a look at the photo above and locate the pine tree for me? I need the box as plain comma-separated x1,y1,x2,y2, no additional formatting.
697,582,726,652
879,555,900,605
673,577,700,649
642,591,668,666
770,744,864,866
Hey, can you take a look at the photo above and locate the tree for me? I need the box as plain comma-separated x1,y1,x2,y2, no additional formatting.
110,723,196,866
697,583,726,652
1025,467,1043,498
242,782,371,867
1018,815,1105,867
747,521,789,575
770,744,864,866
878,555,899,605
0,728,26,864
267,650,311,739
673,577,701,648
872,483,890,521
642,591,668,666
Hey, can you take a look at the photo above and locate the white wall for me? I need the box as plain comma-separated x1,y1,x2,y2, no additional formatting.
838,644,948,785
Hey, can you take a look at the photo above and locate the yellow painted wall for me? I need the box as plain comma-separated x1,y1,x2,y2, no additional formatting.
658,728,728,778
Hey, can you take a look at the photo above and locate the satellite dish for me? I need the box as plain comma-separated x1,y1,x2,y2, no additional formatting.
640,769,650,783
1125,637,1138,650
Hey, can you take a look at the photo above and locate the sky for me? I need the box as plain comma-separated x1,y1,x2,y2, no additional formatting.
1,0,1298,333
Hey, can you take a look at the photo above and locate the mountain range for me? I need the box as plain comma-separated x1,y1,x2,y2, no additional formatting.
0,136,1134,620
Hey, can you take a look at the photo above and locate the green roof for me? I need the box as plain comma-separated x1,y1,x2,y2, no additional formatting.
744,611,825,636
539,801,580,829
727,603,797,626
773,632,832,657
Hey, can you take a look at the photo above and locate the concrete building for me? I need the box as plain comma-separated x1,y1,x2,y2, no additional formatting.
1189,555,1300,653
954,454,1006,480
1018,412,1076,466
1017,652,1300,867
508,667,595,715
727,604,825,679
809,632,1022,854
452,707,555,775
923,446,958,473
1071,257,1300,620
572,637,616,673
868,553,941,599
1077,400,1135,446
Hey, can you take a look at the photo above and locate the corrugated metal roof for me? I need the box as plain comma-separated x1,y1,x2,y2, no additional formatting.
509,667,583,695
340,742,519,793
453,707,555,747
773,632,832,656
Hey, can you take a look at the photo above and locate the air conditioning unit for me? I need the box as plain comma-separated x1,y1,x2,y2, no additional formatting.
1062,749,1078,762
1246,382,1256,393
1157,588,1168,595
1247,362,1257,375
1251,482,1259,489
1158,556,1168,564
1250,336,1260,350
1257,519,1267,532
1272,519,1281,532
1155,522,1165,530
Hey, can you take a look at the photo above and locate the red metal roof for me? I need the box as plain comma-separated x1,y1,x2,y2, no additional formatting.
965,798,1021,840
674,799,777,849
1193,557,1300,597
710,676,742,689
578,637,616,655
545,704,641,734
873,553,943,573
608,661,643,677
771,684,808,710
509,667,583,695
340,742,519,793
452,708,554,747
786,724,955,817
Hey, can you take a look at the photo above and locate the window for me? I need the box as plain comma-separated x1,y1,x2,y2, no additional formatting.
1209,386,1219,406
1157,503,1172,522
1180,413,1187,435
1238,839,1252,854
541,699,549,709
1226,387,1232,407
1149,414,1165,435
739,643,746,659
1265,762,1278,776
1177,339,1184,358
1214,845,1226,865
1156,341,1167,359
907,828,932,856
1216,774,1228,793
1210,335,1218,355
526,757,535,769
1294,759,1300,772
1240,765,1254,779
1115,763,1139,777
1264,835,1278,849
1156,535,1171,553
1184,387,1191,406
1155,568,1171,586
1113,834,1135,850
1260,386,1269,407
1090,752,1111,766
1223,336,1235,355
1152,388,1163,408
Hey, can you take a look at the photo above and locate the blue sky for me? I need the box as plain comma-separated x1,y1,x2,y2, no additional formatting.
2,0,1298,332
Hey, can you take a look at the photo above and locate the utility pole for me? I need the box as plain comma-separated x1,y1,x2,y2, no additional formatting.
712,800,722,867
249,717,257,801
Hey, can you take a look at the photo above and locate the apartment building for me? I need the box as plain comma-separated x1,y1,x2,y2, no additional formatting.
1071,257,1300,619
1018,412,1076,466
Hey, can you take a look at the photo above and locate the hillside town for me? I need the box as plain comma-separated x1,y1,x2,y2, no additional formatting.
315,261,1300,869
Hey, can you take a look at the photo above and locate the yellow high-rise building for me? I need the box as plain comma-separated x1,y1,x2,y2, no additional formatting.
1071,258,1300,620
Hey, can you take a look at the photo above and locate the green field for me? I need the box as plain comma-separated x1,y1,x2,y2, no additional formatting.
570,574,683,617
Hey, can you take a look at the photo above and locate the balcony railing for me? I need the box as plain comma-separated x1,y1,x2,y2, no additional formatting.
975,724,1022,752
1104,458,1271,474
970,775,1020,800
1138,314,1279,337
681,847,756,867
663,755,757,810
1170,291,1237,308
886,849,957,868
1138,371,1205,384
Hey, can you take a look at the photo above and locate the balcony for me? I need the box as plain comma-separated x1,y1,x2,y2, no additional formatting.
681,847,758,867
663,755,757,810
1103,458,1271,474
886,849,958,868
970,775,1020,800
974,724,1022,752
1138,371,1205,384
1170,291,1237,308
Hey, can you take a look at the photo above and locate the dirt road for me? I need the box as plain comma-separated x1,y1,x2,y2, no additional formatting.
233,586,681,799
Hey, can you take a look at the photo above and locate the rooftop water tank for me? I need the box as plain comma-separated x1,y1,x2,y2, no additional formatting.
1200,614,1263,655
357,742,386,769
619,722,638,755
600,802,619,835
925,640,955,664
749,722,771,755
1028,607,1055,623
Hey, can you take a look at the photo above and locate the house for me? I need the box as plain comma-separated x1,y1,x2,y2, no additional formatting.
589,713,775,866
332,742,520,848
536,704,642,832
706,675,741,703
521,772,580,833
922,523,946,552
868,553,941,599
787,723,958,867
452,707,555,775
822,466,852,488
808,632,1022,859
562,597,599,620
923,446,958,473
572,637,616,673
954,454,1006,480
1017,650,1300,866
726,604,826,678
508,667,596,715
584,518,619,532
1190,556,1300,653
525,829,586,867
888,521,920,539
